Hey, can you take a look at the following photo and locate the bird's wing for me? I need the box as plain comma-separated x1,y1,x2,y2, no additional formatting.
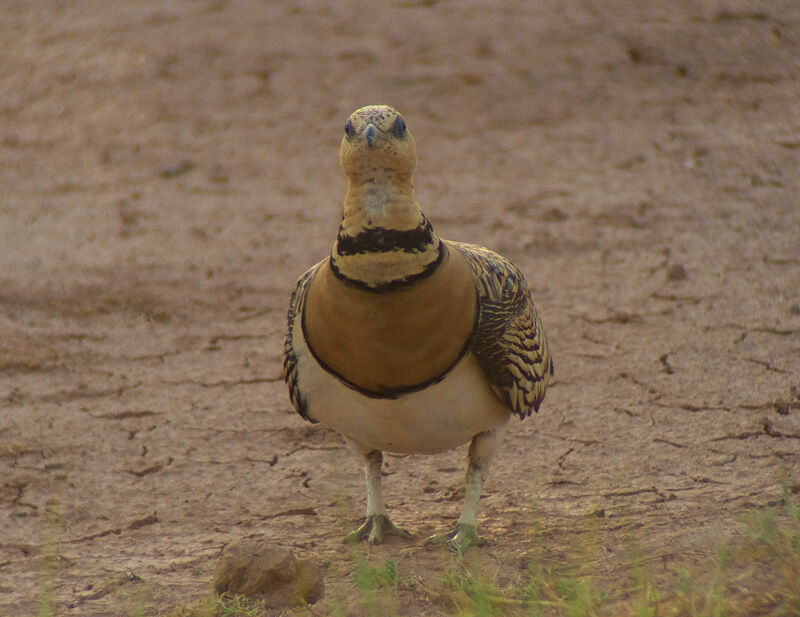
282,259,326,423
448,241,553,418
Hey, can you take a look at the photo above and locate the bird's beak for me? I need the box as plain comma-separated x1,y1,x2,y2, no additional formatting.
364,123,378,148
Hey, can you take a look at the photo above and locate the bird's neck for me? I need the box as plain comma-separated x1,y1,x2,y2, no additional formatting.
331,174,443,291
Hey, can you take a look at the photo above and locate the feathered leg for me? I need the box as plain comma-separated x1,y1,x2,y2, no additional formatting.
344,441,411,544
427,429,500,552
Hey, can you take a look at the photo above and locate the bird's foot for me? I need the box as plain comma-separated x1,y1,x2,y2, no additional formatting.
344,514,412,545
425,522,487,553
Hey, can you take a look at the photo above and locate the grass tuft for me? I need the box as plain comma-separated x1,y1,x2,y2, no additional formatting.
35,504,63,617
352,555,401,616
354,555,399,591
167,592,267,617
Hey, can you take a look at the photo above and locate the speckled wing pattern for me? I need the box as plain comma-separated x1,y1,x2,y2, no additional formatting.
282,260,325,423
448,241,553,418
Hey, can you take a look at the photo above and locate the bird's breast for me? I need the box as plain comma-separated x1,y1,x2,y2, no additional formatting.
302,247,477,394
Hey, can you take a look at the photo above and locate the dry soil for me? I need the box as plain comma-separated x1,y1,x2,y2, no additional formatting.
1,1,799,615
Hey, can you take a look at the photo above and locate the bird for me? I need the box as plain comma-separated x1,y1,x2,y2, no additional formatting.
282,105,552,551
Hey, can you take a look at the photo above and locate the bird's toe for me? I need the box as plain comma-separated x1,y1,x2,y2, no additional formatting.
344,514,411,545
425,522,487,553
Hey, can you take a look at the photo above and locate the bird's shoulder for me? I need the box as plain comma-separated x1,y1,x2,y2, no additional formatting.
446,240,553,417
282,259,326,422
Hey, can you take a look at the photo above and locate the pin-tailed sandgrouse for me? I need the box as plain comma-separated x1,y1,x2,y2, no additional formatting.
282,105,553,551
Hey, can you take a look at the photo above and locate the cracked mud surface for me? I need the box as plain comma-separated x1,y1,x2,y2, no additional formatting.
2,1,799,615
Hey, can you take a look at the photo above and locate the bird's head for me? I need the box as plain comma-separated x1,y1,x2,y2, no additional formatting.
339,105,417,181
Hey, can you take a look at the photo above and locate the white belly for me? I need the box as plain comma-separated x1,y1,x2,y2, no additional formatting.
293,331,510,454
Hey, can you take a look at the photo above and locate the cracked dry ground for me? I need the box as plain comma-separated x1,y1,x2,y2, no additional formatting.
1,1,799,615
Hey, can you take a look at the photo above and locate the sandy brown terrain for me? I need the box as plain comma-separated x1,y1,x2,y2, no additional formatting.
1,1,799,615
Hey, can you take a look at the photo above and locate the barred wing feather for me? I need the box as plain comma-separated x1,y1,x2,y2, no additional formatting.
449,241,553,418
282,260,325,422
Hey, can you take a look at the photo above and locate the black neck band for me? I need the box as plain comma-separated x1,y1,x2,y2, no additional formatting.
330,240,445,293
335,220,435,256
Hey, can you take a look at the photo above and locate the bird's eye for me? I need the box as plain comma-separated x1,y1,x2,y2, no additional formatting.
390,115,406,138
345,119,355,138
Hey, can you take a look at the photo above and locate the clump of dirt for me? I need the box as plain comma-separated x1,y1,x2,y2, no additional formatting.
214,539,323,608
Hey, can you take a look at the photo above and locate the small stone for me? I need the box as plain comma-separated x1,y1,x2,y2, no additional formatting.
214,539,323,608
775,399,790,415
789,304,800,316
666,263,688,281
160,160,196,179
540,207,568,222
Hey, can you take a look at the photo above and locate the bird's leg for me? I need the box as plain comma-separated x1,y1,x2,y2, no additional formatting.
344,445,411,544
427,429,500,552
